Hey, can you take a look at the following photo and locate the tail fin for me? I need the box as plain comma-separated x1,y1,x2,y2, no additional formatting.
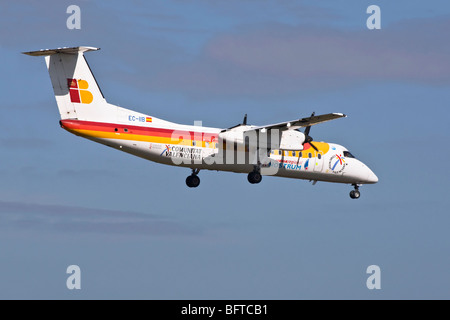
23,46,115,121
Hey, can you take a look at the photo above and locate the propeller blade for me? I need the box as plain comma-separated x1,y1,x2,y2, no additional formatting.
304,112,315,136
304,125,311,137
303,112,317,149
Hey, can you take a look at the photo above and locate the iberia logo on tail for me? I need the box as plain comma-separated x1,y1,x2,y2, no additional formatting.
67,79,93,104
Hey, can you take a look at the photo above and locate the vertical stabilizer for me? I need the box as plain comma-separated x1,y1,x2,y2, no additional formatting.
23,47,117,122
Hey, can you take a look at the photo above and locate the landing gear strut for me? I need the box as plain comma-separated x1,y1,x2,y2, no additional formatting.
186,169,200,188
247,165,262,184
349,184,361,199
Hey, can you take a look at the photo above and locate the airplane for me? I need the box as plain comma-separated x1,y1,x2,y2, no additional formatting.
23,46,378,199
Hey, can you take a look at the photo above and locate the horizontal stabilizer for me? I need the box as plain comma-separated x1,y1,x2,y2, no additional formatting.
23,46,100,56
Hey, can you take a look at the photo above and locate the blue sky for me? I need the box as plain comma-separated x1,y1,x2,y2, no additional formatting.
0,0,449,299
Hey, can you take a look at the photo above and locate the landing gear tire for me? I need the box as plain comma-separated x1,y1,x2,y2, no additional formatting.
349,184,361,199
186,169,200,188
349,190,360,199
247,171,262,184
186,174,200,188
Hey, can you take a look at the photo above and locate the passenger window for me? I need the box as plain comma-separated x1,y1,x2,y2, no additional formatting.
292,151,296,157
299,152,302,158
278,150,282,155
318,154,322,160
192,140,196,146
124,128,128,133
114,128,118,132
308,153,312,158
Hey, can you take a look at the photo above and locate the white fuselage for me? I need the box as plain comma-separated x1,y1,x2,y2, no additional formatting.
60,119,378,185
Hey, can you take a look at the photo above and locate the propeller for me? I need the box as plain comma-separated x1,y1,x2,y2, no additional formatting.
303,112,319,152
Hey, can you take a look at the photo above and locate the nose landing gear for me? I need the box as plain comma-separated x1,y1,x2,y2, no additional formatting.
186,169,200,188
350,184,361,199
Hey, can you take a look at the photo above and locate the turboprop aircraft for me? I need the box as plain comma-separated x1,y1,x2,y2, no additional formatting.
23,46,378,199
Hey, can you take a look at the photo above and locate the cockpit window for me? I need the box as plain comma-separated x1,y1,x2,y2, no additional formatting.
344,151,356,158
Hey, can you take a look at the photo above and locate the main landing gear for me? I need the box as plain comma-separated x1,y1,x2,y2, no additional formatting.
247,166,262,184
349,184,361,199
186,169,200,188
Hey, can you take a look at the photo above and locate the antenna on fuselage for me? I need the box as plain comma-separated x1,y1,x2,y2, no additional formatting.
243,114,247,125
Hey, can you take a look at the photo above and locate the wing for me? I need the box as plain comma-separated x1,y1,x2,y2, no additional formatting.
246,112,346,132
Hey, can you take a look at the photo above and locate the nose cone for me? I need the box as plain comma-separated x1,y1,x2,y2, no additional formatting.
345,158,378,184
366,169,378,184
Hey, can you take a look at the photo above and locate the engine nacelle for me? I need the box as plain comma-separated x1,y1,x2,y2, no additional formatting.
218,125,250,146
279,130,305,150
219,127,305,151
